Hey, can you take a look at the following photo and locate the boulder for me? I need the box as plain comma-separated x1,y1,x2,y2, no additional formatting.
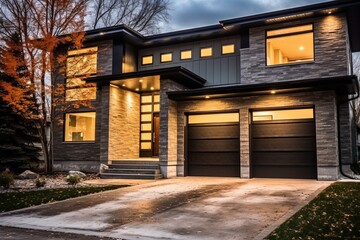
99,164,109,173
68,170,86,178
18,170,39,179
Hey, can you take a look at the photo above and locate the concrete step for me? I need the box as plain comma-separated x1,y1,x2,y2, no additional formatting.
111,160,159,165
109,164,160,170
100,172,163,180
104,168,161,174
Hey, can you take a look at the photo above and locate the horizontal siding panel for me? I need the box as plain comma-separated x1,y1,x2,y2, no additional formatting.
188,139,239,152
188,125,239,139
252,137,316,151
252,122,315,138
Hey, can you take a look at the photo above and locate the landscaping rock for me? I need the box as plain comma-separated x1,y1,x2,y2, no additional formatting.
99,164,109,173
18,170,38,179
68,171,86,178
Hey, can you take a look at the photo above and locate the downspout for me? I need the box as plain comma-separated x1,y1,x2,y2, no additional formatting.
337,78,359,179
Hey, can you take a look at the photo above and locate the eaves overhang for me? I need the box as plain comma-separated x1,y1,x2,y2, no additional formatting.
85,66,206,89
167,75,359,101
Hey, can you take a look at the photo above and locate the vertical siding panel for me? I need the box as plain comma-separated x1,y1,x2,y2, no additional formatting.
228,56,237,84
221,58,228,85
214,58,221,85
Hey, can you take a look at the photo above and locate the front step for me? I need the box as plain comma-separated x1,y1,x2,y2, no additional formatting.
100,160,162,180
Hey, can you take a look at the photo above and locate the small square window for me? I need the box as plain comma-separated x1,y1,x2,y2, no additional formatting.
200,47,212,58
222,44,235,55
142,55,153,65
160,53,172,63
180,50,192,60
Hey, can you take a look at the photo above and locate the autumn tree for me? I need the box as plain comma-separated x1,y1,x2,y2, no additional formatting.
90,0,170,34
0,0,90,172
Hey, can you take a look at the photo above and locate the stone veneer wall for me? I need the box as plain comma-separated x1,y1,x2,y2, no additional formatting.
240,14,350,84
176,91,341,180
159,79,187,178
108,85,140,160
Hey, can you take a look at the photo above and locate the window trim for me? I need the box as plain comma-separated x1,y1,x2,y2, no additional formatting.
265,23,315,67
180,49,193,60
160,52,173,63
63,111,96,143
141,55,154,65
221,44,235,55
200,47,213,58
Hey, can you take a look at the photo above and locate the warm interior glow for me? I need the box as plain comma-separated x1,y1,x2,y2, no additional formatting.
141,104,152,112
267,24,314,66
141,95,152,103
141,142,151,150
161,53,172,62
252,108,314,121
141,123,152,131
222,44,235,54
181,50,192,60
142,55,153,65
188,113,239,124
64,112,96,141
200,47,212,58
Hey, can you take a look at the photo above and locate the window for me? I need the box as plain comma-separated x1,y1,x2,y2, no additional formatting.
266,24,314,66
64,112,96,141
142,55,153,65
160,53,172,63
252,108,314,122
180,50,192,60
222,44,235,55
188,113,239,124
200,47,212,58
66,47,97,101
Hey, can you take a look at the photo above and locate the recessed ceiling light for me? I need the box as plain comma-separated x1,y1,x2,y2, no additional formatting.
139,79,143,83
150,86,154,90
270,90,276,94
328,11,332,14
135,88,139,91
122,84,126,87
99,32,104,35
205,95,210,99
299,46,304,51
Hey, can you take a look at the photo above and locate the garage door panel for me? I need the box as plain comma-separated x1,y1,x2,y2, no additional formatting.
252,122,315,138
188,139,239,152
253,166,317,179
188,152,239,165
188,125,239,139
252,137,316,151
252,152,316,165
188,165,240,177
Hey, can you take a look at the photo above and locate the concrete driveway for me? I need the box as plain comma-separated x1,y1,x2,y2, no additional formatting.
0,178,330,240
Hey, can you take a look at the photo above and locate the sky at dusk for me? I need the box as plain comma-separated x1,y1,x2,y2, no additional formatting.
161,0,333,32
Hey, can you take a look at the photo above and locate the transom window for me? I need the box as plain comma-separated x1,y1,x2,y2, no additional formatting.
66,47,97,101
252,108,314,121
64,112,96,142
180,50,192,60
142,55,153,65
222,44,235,55
160,53,172,63
200,47,213,58
266,24,314,66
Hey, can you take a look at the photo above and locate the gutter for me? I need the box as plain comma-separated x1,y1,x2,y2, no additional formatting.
337,77,359,179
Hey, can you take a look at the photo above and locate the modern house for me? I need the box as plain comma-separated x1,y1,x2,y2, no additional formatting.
52,0,360,180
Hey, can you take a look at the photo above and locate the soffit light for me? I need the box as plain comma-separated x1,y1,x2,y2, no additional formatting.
270,90,276,94
205,95,210,99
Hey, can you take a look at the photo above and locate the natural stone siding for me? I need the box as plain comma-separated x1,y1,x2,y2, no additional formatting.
108,85,140,160
176,91,340,180
97,40,113,76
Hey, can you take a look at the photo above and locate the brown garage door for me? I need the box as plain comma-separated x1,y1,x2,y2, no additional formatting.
251,108,317,179
187,113,240,177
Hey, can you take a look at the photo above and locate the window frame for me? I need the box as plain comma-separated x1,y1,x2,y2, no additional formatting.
200,47,213,58
221,44,235,55
160,52,173,63
180,49,192,60
265,23,315,67
141,55,154,65
63,111,97,143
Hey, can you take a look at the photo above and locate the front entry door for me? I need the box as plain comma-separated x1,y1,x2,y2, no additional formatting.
153,113,160,156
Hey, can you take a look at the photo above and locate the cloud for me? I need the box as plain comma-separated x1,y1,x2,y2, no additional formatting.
163,0,333,32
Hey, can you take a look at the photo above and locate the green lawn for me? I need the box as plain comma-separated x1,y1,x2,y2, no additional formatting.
266,182,360,240
0,185,127,213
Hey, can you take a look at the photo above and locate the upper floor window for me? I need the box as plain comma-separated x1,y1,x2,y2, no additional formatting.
64,112,96,142
142,55,153,65
222,44,235,55
266,24,314,66
200,47,212,58
66,47,97,101
180,50,192,60
160,53,172,63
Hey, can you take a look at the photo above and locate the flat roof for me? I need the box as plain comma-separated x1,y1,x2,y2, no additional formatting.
167,75,359,101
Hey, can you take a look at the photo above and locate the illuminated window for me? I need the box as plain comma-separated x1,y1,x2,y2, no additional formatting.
252,108,314,121
222,44,235,54
200,47,212,58
188,113,239,124
181,50,192,60
160,53,172,63
142,55,153,65
64,112,96,141
266,24,314,66
66,47,97,101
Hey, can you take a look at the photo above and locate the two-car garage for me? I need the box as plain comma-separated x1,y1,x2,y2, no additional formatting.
186,108,317,179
